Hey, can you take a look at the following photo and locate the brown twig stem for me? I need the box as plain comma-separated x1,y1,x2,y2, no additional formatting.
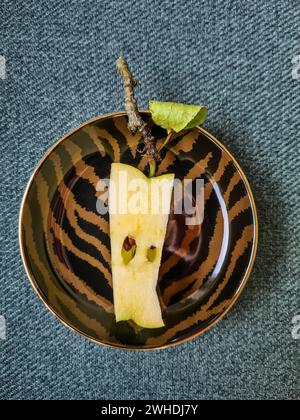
116,56,161,163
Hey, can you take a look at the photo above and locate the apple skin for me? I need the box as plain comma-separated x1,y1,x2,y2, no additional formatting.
109,163,174,328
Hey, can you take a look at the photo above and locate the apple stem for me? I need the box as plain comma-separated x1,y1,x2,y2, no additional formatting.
148,160,157,178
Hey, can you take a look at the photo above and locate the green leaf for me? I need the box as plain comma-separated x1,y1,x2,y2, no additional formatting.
149,101,207,133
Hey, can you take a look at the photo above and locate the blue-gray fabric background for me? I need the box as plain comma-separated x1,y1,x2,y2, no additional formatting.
0,0,299,400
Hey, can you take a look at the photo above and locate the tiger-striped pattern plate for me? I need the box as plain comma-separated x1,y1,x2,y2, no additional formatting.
19,112,258,350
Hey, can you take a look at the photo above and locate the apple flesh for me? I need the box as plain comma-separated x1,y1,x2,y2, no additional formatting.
109,163,174,328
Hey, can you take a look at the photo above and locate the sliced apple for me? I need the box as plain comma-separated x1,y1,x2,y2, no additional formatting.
109,163,174,328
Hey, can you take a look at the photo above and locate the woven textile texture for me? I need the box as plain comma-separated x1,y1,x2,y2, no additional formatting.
0,0,299,400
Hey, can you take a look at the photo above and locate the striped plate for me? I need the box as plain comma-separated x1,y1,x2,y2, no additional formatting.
19,112,258,350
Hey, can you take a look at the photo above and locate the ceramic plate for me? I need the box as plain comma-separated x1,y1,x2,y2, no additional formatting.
20,112,258,349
